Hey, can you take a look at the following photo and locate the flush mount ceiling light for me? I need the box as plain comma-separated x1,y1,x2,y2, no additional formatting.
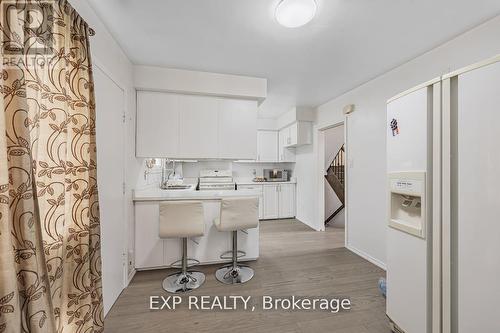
275,0,317,28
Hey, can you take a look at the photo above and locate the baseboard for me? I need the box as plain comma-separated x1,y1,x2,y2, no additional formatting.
126,269,136,286
295,215,322,231
346,244,386,271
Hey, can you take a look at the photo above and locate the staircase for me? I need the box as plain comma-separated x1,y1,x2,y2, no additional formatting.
325,144,345,225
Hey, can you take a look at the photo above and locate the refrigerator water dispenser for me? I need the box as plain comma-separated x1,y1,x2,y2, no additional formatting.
388,172,426,238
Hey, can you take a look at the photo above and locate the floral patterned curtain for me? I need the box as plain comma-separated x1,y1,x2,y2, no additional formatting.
0,1,103,332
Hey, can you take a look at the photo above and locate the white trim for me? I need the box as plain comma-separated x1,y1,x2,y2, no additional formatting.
387,77,441,104
346,244,386,271
317,129,326,231
443,53,500,79
126,269,136,287
317,120,345,233
344,115,349,248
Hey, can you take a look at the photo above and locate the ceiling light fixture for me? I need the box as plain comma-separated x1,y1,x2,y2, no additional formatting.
275,0,317,28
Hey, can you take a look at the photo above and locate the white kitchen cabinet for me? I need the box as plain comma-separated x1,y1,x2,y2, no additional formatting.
218,99,257,159
134,203,164,269
278,129,295,162
257,130,278,162
136,92,258,159
282,121,312,148
136,91,179,158
262,183,296,219
278,184,296,218
178,94,219,159
237,184,263,219
263,185,280,219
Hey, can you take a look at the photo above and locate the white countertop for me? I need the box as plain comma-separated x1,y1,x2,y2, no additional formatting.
133,186,262,202
235,179,296,185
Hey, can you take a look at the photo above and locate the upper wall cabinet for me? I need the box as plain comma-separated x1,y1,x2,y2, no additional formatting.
282,121,312,148
218,99,257,160
136,91,180,158
178,94,219,159
257,130,278,162
136,91,257,159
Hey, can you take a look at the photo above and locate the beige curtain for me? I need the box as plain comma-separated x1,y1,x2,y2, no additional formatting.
0,1,103,332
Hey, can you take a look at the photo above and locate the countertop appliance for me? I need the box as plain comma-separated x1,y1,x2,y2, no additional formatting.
198,169,236,191
386,55,500,333
263,169,289,182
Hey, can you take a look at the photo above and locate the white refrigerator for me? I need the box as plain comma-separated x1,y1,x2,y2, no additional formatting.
386,55,500,333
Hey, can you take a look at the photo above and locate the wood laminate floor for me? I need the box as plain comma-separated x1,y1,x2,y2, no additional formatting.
105,219,389,333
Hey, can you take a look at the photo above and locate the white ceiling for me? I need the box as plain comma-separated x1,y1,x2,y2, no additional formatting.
88,0,500,118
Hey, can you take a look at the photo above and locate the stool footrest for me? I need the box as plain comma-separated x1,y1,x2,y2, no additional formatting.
219,250,246,260
169,258,200,269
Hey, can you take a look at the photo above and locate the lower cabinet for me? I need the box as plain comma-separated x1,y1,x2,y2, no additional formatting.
263,185,279,219
263,183,296,220
134,202,164,268
279,184,296,218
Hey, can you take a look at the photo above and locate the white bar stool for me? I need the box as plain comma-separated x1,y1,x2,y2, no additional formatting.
159,201,205,293
213,197,259,284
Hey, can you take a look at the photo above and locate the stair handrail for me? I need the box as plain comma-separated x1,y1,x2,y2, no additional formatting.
325,144,345,172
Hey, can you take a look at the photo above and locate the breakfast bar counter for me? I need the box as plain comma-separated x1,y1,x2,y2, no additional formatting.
133,187,260,270
133,187,262,202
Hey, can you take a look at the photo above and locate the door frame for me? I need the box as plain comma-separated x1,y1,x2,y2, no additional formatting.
317,120,347,241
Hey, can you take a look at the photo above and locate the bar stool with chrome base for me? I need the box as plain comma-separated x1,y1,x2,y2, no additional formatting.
159,201,205,293
213,197,259,284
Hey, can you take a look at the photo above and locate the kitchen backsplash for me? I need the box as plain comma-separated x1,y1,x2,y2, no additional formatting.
135,159,294,189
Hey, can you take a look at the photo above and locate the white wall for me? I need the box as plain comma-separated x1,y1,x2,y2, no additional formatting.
324,125,345,226
69,1,137,279
295,15,500,268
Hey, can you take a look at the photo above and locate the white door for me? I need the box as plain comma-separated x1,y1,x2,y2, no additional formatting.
263,185,279,219
257,130,278,162
94,67,125,316
218,99,257,159
279,184,295,218
453,61,500,333
178,95,218,158
136,91,179,158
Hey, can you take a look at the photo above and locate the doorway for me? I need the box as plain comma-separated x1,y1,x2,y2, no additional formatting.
318,122,346,240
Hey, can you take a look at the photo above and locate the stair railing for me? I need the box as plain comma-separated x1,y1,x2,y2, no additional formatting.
329,144,345,186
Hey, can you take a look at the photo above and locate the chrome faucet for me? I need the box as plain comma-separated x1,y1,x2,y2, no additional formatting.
160,159,176,189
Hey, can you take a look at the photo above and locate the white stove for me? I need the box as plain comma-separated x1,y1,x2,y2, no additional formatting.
198,169,236,191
